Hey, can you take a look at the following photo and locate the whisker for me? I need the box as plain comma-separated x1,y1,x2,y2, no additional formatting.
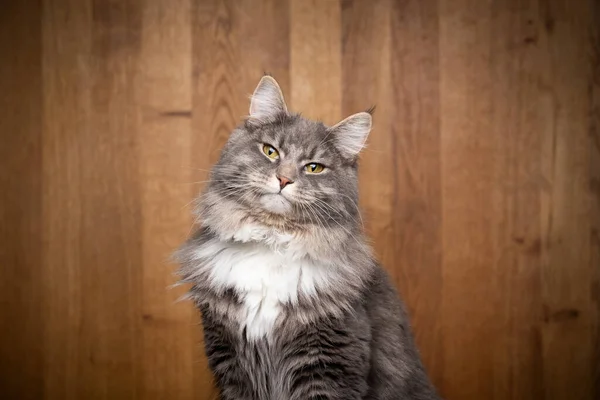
312,197,363,229
181,177,251,186
311,190,364,229
309,201,363,247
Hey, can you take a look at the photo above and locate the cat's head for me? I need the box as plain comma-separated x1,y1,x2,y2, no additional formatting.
200,76,371,238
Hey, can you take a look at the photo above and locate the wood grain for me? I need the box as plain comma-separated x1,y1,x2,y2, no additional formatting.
590,1,600,394
290,0,341,122
341,0,394,268
79,1,143,397
41,0,91,398
0,2,43,399
138,1,196,398
439,2,500,396
537,1,596,398
388,0,444,388
0,0,598,399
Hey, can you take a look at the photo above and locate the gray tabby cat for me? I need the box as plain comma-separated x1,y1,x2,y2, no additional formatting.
176,76,440,400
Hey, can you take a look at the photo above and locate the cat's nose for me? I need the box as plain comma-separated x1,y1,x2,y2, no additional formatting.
277,175,293,190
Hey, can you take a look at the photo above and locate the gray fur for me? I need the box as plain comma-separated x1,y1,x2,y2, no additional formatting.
176,76,440,399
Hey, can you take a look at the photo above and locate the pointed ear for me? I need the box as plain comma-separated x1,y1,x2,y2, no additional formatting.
249,76,288,122
327,112,372,159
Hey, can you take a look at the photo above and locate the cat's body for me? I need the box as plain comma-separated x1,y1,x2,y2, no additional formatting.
176,76,440,399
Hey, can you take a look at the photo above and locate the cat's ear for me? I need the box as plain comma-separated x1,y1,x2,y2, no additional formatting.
327,112,372,159
249,75,288,122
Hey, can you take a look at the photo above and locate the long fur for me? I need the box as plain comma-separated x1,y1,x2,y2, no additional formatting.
175,76,440,399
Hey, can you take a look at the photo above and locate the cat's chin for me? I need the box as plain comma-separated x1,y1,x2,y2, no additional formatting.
259,193,292,215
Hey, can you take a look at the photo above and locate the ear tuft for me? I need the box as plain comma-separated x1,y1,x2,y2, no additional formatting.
328,112,372,159
249,76,287,121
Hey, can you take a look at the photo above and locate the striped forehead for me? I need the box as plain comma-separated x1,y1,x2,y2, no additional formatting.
259,118,331,160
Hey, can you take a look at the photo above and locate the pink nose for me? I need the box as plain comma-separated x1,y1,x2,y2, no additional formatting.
277,175,293,189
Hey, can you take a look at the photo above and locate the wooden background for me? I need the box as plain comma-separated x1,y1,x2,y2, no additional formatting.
1,0,598,399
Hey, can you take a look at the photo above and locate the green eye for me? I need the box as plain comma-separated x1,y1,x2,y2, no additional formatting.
305,163,325,174
262,144,279,159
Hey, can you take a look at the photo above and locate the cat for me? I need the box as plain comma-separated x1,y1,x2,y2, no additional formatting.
175,75,440,400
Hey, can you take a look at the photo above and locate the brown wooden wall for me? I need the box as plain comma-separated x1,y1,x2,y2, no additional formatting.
1,0,598,399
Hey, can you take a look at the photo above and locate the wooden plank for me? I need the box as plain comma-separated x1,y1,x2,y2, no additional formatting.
341,0,394,271
538,1,596,399
41,0,92,398
438,1,498,394
590,3,600,397
75,0,143,397
439,0,549,397
191,1,291,397
290,0,341,122
482,3,546,397
137,1,196,399
0,2,43,399
388,0,444,388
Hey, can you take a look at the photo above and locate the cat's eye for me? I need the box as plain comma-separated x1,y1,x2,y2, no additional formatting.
262,144,280,160
304,163,325,174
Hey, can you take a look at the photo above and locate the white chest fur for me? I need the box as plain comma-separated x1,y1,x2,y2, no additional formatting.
193,238,331,340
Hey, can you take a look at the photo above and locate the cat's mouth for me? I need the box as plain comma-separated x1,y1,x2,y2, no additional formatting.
259,193,292,215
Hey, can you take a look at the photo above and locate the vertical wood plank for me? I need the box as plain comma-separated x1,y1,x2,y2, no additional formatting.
538,1,596,399
484,3,546,397
590,3,600,396
41,0,91,398
388,0,443,388
138,1,195,399
0,2,43,399
341,0,393,269
438,1,497,396
439,0,550,397
76,0,143,397
191,1,291,397
290,0,341,122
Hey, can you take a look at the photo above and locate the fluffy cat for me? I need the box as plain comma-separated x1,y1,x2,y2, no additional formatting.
176,76,440,399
